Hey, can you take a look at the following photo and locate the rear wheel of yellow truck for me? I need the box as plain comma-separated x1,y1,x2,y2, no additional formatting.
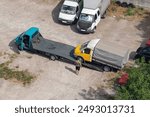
103,66,111,72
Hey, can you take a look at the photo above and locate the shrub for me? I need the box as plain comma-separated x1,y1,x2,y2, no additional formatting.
115,60,150,100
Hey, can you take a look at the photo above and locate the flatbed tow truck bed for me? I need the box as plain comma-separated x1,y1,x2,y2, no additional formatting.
31,36,102,71
31,35,76,62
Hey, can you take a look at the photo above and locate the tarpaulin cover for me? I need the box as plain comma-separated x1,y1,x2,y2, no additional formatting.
93,40,129,68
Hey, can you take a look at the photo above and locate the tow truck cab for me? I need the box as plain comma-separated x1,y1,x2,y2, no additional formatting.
15,27,41,50
58,0,83,24
74,39,99,62
74,39,130,70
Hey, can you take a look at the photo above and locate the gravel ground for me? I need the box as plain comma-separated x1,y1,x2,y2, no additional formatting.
0,0,150,100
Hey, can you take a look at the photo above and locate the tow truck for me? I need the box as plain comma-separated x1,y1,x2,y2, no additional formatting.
15,27,130,71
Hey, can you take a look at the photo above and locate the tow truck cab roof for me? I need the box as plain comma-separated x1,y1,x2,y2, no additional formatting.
24,27,39,37
87,39,100,50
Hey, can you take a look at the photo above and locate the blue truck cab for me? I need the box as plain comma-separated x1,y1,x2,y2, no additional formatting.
15,27,39,50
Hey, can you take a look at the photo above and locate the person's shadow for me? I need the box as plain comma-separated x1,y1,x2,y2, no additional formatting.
65,66,76,74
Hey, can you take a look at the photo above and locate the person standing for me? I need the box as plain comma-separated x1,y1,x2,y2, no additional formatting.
75,60,82,75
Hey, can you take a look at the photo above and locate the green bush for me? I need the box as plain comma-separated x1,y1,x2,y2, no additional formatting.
115,60,150,100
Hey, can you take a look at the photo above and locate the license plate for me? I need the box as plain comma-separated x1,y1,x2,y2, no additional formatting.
81,29,86,32
62,20,67,23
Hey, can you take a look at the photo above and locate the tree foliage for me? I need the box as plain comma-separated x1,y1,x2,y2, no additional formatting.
115,60,150,100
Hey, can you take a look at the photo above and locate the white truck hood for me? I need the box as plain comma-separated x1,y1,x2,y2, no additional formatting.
59,0,78,21
59,12,76,21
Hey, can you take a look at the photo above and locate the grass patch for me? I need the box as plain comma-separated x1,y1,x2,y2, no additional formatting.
125,7,144,16
0,62,34,85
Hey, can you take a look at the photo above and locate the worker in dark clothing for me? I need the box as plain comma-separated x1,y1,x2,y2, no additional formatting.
75,60,82,75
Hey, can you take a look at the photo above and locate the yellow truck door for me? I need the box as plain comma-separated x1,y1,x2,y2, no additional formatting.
81,48,92,62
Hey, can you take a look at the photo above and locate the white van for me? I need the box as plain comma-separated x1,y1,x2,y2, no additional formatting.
77,0,110,33
58,0,83,24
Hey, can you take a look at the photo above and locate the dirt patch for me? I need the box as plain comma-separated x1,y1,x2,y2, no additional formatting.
33,0,60,5
107,1,150,21
0,0,149,99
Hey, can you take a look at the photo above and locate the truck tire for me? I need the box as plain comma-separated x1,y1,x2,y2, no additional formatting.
50,55,57,61
116,1,121,6
121,2,128,8
128,3,135,8
103,66,111,72
101,11,106,19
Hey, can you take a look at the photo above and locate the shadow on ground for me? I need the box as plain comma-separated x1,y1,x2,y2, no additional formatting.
9,39,20,54
65,66,76,74
79,87,114,100
51,0,64,24
136,12,150,47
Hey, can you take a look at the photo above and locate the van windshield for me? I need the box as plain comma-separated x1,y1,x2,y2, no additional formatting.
80,41,89,51
61,5,76,15
79,13,94,22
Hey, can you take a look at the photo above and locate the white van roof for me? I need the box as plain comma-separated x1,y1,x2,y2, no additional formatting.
84,0,102,9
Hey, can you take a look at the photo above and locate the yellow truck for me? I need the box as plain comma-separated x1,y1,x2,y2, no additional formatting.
74,39,130,71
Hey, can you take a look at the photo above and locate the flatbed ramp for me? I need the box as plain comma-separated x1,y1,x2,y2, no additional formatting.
31,36,76,62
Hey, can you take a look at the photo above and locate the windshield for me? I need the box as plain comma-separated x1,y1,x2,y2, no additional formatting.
79,13,94,22
61,5,76,15
80,41,89,51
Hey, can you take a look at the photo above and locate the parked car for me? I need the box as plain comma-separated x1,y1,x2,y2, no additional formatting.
135,46,150,62
58,0,83,24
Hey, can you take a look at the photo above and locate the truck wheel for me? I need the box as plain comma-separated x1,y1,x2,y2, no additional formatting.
103,66,111,72
101,11,106,19
50,55,57,61
121,2,128,8
77,57,84,63
128,3,135,8
116,1,121,6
